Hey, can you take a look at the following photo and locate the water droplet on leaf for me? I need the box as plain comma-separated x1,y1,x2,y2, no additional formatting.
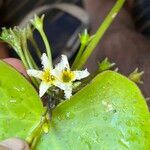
9,99,16,103
42,123,49,133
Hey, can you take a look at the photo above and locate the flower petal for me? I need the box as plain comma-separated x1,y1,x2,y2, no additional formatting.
54,81,72,99
73,69,90,81
27,69,43,79
51,69,62,81
55,55,70,71
39,81,51,97
41,53,52,70
54,81,71,90
64,89,72,99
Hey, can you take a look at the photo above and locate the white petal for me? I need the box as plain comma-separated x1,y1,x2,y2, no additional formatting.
55,55,70,71
54,81,71,90
27,69,43,79
64,89,72,99
41,53,52,70
73,69,90,81
51,68,62,81
53,81,72,99
39,81,51,97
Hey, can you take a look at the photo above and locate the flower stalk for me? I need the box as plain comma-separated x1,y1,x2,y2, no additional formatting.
72,29,94,69
0,1,126,148
27,25,42,58
31,15,53,68
74,0,125,70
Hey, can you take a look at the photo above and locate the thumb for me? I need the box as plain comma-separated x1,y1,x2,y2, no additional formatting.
0,138,30,150
2,58,28,77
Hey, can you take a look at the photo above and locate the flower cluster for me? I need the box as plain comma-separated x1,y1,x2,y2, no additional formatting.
27,53,90,99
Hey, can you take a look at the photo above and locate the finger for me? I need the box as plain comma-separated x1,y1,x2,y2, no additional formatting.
3,58,28,77
0,145,11,150
0,138,30,150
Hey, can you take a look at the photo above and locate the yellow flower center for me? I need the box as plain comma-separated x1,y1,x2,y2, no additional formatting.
62,69,74,83
42,70,55,83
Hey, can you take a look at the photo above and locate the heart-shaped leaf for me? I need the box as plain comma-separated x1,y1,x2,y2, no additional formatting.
36,71,150,150
0,61,149,149
0,61,45,141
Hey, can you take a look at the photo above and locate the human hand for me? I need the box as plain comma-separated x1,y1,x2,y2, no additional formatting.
0,138,30,150
3,58,27,77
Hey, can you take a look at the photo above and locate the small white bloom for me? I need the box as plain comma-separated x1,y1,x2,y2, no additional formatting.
27,53,55,97
52,55,90,99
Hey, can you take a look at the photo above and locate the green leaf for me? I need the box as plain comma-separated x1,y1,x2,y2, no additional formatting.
36,71,150,150
0,61,45,141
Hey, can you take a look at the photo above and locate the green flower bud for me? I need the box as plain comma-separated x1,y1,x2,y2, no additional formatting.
0,27,22,53
99,58,115,72
30,14,45,30
79,29,94,46
128,68,144,84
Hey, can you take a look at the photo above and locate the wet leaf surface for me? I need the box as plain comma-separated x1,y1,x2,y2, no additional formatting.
36,71,150,150
0,61,45,140
0,61,149,149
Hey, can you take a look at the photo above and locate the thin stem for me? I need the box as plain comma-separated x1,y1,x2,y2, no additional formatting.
24,41,39,70
74,0,125,70
22,35,39,88
17,49,29,69
29,36,41,58
27,50,38,70
26,109,48,147
39,29,52,68
71,44,86,69
22,41,34,69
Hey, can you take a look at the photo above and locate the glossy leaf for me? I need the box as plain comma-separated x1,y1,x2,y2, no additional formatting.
36,71,150,150
0,61,45,141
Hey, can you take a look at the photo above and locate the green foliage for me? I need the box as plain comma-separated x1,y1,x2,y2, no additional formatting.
0,27,22,54
99,57,115,72
79,29,93,46
0,61,45,142
0,62,149,149
75,0,125,69
31,14,45,31
36,71,150,150
128,68,144,84
0,1,149,149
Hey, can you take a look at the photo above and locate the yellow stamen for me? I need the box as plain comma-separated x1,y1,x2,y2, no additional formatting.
62,69,74,83
42,70,55,83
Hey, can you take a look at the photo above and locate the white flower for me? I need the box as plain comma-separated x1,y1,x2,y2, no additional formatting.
27,53,55,97
52,55,90,99
27,53,90,99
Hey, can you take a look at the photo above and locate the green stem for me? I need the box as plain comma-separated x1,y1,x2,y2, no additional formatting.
22,35,39,88
74,0,125,70
28,51,38,70
22,40,34,69
39,28,52,68
17,49,29,69
71,44,86,70
26,109,48,148
29,36,42,58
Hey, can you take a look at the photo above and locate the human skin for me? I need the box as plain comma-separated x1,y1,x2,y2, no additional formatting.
0,42,27,76
0,138,29,150
3,58,28,77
